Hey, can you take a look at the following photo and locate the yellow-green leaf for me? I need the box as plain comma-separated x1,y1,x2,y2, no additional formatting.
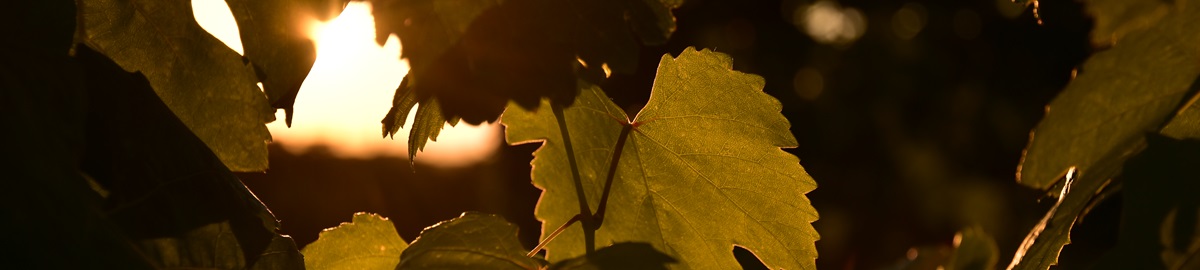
503,47,818,269
398,212,541,269
303,213,407,270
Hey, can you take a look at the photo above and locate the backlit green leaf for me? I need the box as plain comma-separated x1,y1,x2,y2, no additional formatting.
503,47,819,269
398,212,541,269
75,0,274,171
303,213,407,270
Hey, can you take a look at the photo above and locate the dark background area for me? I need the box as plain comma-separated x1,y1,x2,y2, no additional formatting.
237,0,1119,268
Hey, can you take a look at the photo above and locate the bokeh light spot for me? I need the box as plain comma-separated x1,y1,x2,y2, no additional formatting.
795,0,867,46
891,3,927,40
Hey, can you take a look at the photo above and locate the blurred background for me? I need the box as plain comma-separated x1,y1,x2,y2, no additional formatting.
193,0,1119,268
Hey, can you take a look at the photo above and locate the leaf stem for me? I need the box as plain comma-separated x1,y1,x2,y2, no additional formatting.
593,124,633,227
551,102,595,254
527,214,584,257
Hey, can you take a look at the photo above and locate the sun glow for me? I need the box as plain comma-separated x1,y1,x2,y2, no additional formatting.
192,0,500,167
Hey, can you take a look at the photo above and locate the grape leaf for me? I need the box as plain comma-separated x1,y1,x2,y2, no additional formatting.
1162,97,1200,139
1093,135,1200,269
1009,0,1200,268
398,212,542,269
4,8,301,260
1083,0,1169,46
1016,0,1200,191
5,44,304,269
75,0,274,171
303,213,408,270
224,0,348,125
379,76,462,161
503,47,819,269
372,0,679,160
77,45,304,269
1009,159,1134,269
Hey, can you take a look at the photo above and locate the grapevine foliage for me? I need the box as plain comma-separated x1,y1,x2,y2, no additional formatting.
1009,0,1200,268
503,48,819,269
74,0,277,171
1092,135,1200,269
3,40,303,268
301,212,681,269
397,213,541,269
29,0,1200,268
302,213,407,270
371,0,679,160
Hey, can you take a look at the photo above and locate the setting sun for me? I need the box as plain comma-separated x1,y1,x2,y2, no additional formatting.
192,0,500,167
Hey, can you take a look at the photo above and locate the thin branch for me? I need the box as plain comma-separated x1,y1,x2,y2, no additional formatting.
593,124,633,227
527,214,584,257
551,102,595,253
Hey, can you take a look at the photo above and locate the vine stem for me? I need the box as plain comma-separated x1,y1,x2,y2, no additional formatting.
551,102,595,254
593,124,633,226
544,103,634,256
527,214,584,257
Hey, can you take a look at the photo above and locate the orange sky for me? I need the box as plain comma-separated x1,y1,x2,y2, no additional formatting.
191,0,501,167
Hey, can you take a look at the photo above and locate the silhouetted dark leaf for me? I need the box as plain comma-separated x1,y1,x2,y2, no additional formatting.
0,2,155,268
225,0,348,126
380,76,462,161
1161,90,1200,139
1010,1,1200,268
1017,0,1200,192
75,0,274,171
3,21,304,264
76,45,303,269
1092,135,1200,270
398,212,541,269
372,0,679,161
549,242,677,270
